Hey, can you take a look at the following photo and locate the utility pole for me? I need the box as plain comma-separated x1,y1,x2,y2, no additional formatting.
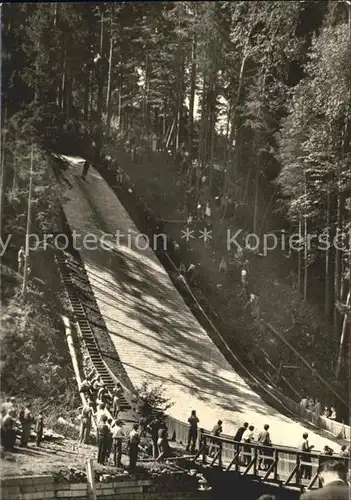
21,145,34,298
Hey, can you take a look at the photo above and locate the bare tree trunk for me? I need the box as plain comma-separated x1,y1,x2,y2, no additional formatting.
297,217,302,293
162,97,167,142
335,291,350,378
88,69,93,118
253,71,267,234
61,48,66,110
224,101,231,165
199,75,207,169
325,189,331,316
303,168,308,302
333,194,343,338
188,36,197,162
0,120,6,239
96,9,105,160
223,49,248,199
175,49,184,152
53,2,57,28
84,72,90,121
253,155,260,235
22,145,34,299
208,65,217,193
106,16,113,130
96,12,105,118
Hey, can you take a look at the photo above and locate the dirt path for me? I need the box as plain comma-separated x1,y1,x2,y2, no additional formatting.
61,157,340,452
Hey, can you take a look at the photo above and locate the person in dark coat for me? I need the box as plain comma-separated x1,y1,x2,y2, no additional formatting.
234,422,248,442
156,423,170,461
300,460,349,499
81,159,90,180
1,410,17,450
97,415,109,464
19,406,33,447
186,410,199,453
128,423,140,471
35,414,44,447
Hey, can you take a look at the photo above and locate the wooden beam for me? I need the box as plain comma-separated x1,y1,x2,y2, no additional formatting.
263,459,278,481
210,449,221,467
225,450,240,472
285,463,299,486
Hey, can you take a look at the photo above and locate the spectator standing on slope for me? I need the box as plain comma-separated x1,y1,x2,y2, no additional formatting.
97,415,110,465
241,425,255,465
339,444,350,457
79,401,93,444
299,433,314,480
300,396,309,412
257,496,279,500
1,409,17,450
96,403,107,423
219,257,227,273
128,423,141,471
112,419,125,467
147,416,161,459
18,246,25,274
234,422,248,443
79,378,93,401
81,159,90,180
112,385,123,418
1,397,16,417
322,407,330,418
313,399,322,419
104,418,114,464
19,405,33,447
186,410,199,454
329,406,337,420
35,413,44,447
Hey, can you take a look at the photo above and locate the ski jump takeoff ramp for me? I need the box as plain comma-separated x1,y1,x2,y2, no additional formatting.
61,156,338,451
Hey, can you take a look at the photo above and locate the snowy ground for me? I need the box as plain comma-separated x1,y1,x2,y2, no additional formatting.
61,157,340,452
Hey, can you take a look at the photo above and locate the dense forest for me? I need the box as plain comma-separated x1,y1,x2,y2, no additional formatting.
1,2,350,411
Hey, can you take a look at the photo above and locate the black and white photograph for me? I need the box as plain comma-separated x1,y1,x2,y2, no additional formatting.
0,2,350,499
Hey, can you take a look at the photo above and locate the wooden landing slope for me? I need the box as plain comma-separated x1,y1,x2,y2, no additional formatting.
61,157,339,451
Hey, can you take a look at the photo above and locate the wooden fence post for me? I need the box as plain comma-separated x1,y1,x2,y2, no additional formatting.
218,440,223,469
202,435,207,464
274,448,279,481
86,458,97,500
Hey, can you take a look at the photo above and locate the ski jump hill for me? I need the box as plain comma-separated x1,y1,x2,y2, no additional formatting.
60,156,339,452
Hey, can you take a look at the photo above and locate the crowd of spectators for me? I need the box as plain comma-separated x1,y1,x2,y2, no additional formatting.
299,396,338,422
0,397,44,451
78,370,172,471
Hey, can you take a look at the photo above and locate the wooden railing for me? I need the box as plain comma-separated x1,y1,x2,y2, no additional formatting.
166,416,350,490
